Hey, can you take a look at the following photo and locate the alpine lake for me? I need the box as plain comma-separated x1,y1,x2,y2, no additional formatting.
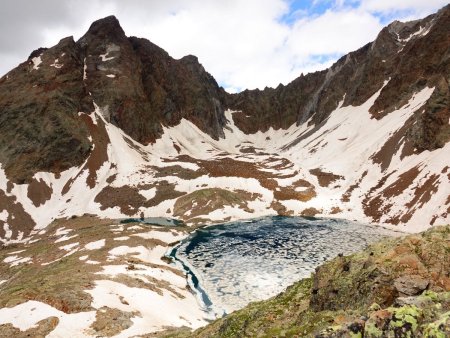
167,216,402,316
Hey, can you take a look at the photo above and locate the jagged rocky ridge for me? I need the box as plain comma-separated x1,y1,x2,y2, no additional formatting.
0,6,449,242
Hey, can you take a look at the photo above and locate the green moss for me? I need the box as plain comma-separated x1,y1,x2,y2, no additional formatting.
389,305,422,331
364,321,384,338
422,290,439,302
349,332,363,338
423,311,450,338
368,303,381,312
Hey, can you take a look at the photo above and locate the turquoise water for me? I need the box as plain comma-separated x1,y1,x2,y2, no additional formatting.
120,217,184,226
171,216,400,315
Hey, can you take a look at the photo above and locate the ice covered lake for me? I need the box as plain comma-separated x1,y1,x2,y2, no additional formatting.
169,216,401,315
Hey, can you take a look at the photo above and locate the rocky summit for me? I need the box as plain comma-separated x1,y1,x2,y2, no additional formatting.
0,3,449,337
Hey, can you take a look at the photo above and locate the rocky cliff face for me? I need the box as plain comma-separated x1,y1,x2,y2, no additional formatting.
0,15,227,184
79,16,227,145
0,36,92,183
0,6,449,242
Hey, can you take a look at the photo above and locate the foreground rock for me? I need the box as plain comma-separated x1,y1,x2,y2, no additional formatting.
170,225,450,337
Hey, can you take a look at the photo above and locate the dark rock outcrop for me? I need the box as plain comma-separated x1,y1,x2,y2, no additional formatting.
0,36,92,182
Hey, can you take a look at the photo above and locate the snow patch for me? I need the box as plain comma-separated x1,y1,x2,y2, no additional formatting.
86,280,207,336
0,300,96,335
86,260,100,265
59,242,79,251
99,54,115,62
0,210,8,222
83,58,87,80
3,255,32,267
132,230,182,243
50,58,63,69
114,236,130,241
55,234,78,243
84,239,105,250
31,55,42,70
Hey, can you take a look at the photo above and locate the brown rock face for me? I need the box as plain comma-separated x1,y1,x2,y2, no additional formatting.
78,15,227,144
394,275,429,297
0,36,92,183
0,16,227,183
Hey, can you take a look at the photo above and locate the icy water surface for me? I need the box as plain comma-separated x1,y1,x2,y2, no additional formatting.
172,216,401,315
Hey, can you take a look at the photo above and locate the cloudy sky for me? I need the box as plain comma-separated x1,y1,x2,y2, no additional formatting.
0,0,447,92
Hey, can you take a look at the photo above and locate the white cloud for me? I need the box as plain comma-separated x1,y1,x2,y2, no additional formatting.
109,0,383,90
287,9,381,57
360,0,449,14
0,0,447,91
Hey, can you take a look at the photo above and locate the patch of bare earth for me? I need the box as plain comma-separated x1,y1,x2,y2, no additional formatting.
270,200,294,216
341,170,368,202
173,188,257,223
94,181,185,215
0,190,36,240
363,166,421,224
301,207,322,217
309,168,344,187
389,173,440,224
330,207,342,214
62,113,109,195
91,306,134,337
273,179,316,202
27,178,53,207
0,317,59,338
370,119,416,172
152,165,207,180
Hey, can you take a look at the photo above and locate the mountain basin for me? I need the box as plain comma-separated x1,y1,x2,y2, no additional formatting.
169,216,402,316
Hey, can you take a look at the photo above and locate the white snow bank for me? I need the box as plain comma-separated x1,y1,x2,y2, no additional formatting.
108,245,166,265
84,239,105,250
31,56,42,70
0,300,95,336
86,280,206,337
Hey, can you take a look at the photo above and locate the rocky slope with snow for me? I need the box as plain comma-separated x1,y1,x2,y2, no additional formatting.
0,6,449,243
0,216,210,336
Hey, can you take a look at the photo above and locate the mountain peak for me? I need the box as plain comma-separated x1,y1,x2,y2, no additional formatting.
80,15,126,43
